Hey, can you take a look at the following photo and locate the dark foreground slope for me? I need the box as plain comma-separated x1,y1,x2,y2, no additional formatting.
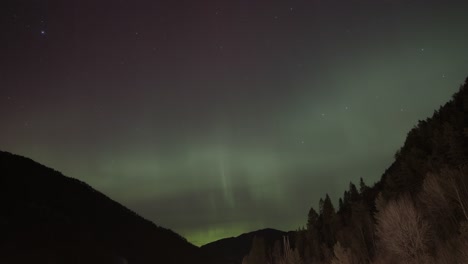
0,151,202,264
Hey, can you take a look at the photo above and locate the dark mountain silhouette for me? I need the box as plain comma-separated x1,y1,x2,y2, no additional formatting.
200,228,292,264
0,151,202,264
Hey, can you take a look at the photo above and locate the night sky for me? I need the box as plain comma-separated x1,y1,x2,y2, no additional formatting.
1,0,468,246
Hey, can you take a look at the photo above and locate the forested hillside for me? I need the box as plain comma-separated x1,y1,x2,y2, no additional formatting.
242,77,468,264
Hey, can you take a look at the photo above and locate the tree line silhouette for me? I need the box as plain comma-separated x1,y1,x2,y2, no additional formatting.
242,77,468,264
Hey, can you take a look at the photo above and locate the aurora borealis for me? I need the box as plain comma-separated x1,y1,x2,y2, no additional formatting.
1,0,468,246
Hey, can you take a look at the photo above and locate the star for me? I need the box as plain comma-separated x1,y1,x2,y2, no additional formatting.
40,30,46,35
